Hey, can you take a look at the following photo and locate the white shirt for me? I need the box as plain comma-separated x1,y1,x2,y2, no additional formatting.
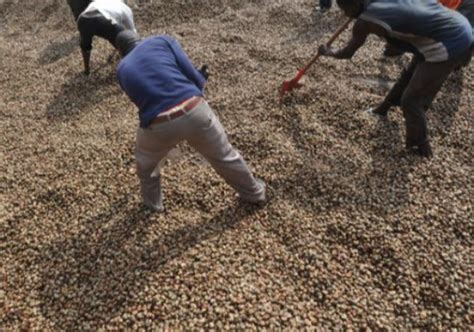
79,0,136,32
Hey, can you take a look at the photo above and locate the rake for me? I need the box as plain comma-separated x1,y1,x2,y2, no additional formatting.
279,18,353,102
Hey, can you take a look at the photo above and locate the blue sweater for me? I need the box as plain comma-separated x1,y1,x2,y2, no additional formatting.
117,35,206,128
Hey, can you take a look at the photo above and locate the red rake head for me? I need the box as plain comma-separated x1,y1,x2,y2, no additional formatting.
279,69,305,103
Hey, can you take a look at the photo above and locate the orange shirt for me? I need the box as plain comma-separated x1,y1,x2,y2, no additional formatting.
438,0,462,10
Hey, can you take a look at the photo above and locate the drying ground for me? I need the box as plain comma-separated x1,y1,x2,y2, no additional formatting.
1,0,473,329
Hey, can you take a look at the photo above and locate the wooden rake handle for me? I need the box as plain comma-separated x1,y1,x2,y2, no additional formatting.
301,17,353,74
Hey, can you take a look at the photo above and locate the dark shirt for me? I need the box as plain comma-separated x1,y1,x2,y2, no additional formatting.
336,0,473,62
361,0,472,61
76,0,136,52
78,14,124,51
117,35,207,128
67,0,91,20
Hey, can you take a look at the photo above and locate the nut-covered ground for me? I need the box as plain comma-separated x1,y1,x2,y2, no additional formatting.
1,0,473,329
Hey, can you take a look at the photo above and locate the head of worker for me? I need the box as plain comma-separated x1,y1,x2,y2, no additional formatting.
336,0,366,18
115,30,142,57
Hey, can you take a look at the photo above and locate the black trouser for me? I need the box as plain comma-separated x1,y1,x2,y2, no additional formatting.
384,49,472,146
319,0,332,9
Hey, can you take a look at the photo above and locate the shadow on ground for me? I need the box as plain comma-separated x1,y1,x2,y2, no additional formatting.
45,70,118,122
271,94,417,210
38,197,264,329
263,92,422,307
430,68,464,136
38,35,79,65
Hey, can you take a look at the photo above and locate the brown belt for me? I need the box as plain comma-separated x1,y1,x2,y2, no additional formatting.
150,97,203,125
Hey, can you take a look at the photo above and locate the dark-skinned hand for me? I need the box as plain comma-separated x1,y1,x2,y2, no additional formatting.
318,45,332,57
199,65,209,80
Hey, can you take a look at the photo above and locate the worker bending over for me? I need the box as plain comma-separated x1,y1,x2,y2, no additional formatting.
115,31,266,212
319,0,473,158
68,0,136,75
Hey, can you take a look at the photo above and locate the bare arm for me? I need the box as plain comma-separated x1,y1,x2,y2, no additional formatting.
81,49,91,75
319,19,385,59
79,30,93,75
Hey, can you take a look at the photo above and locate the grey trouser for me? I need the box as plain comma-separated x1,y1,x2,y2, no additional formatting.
383,48,472,146
135,99,265,209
